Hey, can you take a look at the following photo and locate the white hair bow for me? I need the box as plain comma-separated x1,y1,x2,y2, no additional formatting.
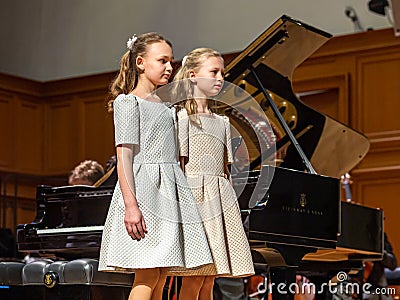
181,55,188,66
127,34,137,50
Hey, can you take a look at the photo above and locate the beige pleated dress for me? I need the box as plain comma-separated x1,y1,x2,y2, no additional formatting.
174,109,254,277
98,94,213,273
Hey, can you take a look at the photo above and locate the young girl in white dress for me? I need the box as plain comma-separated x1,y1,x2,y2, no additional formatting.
98,33,213,300
174,48,254,299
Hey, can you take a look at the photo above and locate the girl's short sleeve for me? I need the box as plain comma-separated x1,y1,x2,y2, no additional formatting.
223,116,233,164
177,109,189,157
113,94,140,146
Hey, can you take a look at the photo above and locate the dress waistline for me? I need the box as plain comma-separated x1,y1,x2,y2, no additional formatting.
133,161,178,165
186,172,225,177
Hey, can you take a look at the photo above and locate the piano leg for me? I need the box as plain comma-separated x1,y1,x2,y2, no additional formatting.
270,267,297,300
306,275,327,300
259,244,319,300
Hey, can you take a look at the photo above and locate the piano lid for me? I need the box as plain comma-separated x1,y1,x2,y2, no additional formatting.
225,15,332,83
223,15,370,178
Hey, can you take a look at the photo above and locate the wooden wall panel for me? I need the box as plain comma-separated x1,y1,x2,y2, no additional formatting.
0,92,16,169
81,93,115,166
299,89,339,120
357,136,400,170
1,197,36,231
356,50,400,136
45,99,80,174
17,206,36,227
293,74,350,124
42,72,115,174
15,97,44,173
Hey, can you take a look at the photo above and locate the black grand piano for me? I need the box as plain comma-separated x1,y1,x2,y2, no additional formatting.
17,185,113,260
219,15,383,299
16,15,384,300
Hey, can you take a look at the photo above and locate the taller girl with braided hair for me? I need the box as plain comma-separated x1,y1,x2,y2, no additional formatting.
98,33,213,300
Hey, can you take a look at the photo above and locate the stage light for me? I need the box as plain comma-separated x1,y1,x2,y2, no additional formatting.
368,0,400,36
368,0,389,15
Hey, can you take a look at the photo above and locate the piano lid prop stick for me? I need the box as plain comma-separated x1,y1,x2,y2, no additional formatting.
249,66,317,174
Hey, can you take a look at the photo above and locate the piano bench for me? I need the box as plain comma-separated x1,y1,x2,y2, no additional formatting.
0,261,26,300
21,259,65,300
0,261,25,285
60,258,133,300
8,259,134,300
62,258,134,287
22,259,60,286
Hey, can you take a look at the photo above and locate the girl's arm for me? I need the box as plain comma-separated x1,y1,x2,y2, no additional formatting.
224,163,232,185
179,156,186,172
117,144,147,240
177,109,189,172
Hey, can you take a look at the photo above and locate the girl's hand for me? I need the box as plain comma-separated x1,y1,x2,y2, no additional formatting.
124,204,147,241
224,172,233,185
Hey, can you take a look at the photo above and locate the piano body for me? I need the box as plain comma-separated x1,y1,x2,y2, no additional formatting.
16,15,384,300
222,14,383,298
17,185,113,260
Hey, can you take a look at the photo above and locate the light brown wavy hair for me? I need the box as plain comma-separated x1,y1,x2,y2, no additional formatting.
107,32,172,112
68,160,105,186
173,48,223,125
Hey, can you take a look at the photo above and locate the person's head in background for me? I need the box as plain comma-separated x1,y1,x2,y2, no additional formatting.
68,160,105,186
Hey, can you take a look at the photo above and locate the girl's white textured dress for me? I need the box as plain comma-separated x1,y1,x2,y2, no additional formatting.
175,109,254,277
98,94,213,273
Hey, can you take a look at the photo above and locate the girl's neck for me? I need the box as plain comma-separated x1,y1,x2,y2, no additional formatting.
195,98,210,114
132,80,157,99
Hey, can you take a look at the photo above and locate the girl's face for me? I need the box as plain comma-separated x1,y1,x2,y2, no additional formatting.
138,41,174,87
191,56,224,98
